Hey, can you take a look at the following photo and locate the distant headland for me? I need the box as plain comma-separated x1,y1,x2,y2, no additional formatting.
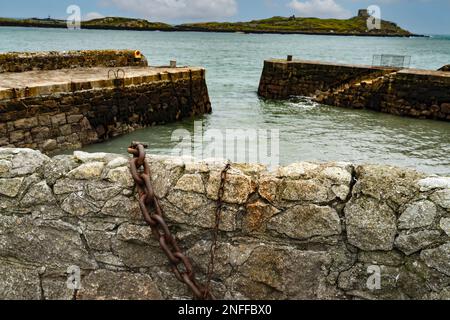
0,10,424,37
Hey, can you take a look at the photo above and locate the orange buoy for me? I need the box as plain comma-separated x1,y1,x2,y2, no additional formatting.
134,50,142,59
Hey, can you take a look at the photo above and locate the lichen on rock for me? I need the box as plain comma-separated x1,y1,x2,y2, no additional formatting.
0,148,449,300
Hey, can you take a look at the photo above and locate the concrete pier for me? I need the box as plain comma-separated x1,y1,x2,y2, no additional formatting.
0,50,211,152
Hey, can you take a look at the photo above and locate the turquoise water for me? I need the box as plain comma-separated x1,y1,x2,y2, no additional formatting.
1,27,450,174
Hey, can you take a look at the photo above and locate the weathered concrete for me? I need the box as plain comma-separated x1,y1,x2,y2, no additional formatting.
0,51,211,152
1,148,449,300
258,59,450,121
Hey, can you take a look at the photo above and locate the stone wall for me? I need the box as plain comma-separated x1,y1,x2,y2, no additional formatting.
258,59,396,99
258,59,450,121
319,69,450,120
0,50,147,73
1,148,449,300
0,69,211,152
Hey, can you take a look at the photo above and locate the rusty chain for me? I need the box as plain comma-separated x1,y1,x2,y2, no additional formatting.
204,162,231,299
127,142,230,300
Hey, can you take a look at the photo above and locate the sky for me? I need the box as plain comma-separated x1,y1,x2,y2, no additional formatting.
0,0,449,34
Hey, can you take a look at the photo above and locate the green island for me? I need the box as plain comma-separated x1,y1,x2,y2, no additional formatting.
0,10,419,37
0,16,174,31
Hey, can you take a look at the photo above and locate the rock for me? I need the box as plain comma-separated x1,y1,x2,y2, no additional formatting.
418,177,450,192
106,157,129,169
0,159,12,176
43,155,79,186
14,117,38,130
0,215,96,269
165,191,237,232
61,192,100,217
354,165,424,210
101,195,141,220
40,277,75,300
0,260,41,300
93,252,124,267
148,159,184,198
78,270,162,300
281,179,329,203
338,264,406,300
398,201,437,230
53,179,84,195
207,171,253,204
426,287,450,300
167,191,211,216
42,139,57,152
68,162,105,180
0,177,24,197
319,165,353,185
174,174,205,194
73,151,109,163
21,181,56,206
358,251,405,267
399,257,450,299
440,218,450,236
276,162,319,179
345,196,397,251
243,200,280,233
105,166,134,189
185,161,209,174
0,148,49,177
421,243,450,276
430,189,450,209
235,245,332,299
111,239,167,269
86,182,122,201
258,175,282,203
117,223,153,245
332,185,351,201
395,231,442,255
268,204,341,240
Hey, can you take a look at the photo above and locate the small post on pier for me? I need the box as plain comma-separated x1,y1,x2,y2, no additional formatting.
170,60,177,68
287,55,293,62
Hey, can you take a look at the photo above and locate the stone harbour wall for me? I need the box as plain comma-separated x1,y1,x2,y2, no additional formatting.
258,59,450,121
0,69,211,152
258,59,396,99
319,69,450,121
0,50,147,73
1,148,449,300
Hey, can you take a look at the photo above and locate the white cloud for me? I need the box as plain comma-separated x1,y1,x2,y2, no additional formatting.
101,0,238,20
84,12,105,21
287,0,352,19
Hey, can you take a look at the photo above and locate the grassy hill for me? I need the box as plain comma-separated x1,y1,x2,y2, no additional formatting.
0,17,174,31
0,13,418,37
178,15,415,37
83,17,172,30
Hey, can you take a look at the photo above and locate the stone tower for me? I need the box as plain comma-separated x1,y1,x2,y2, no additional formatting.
358,9,369,18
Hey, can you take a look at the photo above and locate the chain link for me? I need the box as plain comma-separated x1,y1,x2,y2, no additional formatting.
128,142,229,300
203,162,231,299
